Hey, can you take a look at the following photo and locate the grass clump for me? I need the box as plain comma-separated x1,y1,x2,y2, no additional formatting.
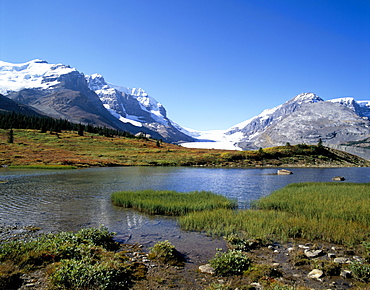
111,189,236,216
148,240,184,266
179,183,370,245
256,182,370,226
350,262,370,283
209,249,252,276
50,257,131,290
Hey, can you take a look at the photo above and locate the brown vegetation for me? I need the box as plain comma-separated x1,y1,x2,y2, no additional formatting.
0,129,368,168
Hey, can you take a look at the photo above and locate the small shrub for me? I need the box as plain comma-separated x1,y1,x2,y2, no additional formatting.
209,249,252,276
225,234,250,251
75,227,119,251
363,241,370,263
225,234,266,252
350,262,370,283
50,257,131,290
148,240,184,266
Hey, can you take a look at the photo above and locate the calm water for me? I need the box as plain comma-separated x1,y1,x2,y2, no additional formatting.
0,166,369,260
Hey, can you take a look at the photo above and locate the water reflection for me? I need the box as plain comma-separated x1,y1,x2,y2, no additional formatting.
1,166,370,234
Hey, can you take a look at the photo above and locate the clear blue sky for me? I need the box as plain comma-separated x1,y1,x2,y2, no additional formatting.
1,0,369,130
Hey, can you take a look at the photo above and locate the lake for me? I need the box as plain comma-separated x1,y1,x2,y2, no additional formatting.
1,166,369,262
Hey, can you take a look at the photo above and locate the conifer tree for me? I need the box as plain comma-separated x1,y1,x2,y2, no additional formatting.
7,128,14,143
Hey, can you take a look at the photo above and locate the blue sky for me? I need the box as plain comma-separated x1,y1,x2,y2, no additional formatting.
1,0,369,130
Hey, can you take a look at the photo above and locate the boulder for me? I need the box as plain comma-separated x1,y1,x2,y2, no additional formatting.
277,169,293,175
304,249,323,258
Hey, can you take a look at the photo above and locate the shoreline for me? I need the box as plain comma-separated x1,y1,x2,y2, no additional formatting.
1,224,367,289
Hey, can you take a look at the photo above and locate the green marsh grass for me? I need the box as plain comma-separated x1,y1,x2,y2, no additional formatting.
111,190,237,216
179,183,370,245
256,182,370,226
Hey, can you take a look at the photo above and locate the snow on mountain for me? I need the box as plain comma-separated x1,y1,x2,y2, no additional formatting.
2,59,369,148
329,97,370,119
85,73,169,128
0,59,76,94
182,92,370,150
180,129,244,150
181,93,325,150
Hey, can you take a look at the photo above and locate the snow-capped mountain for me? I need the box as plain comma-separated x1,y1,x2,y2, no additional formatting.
0,59,77,94
1,59,369,149
85,74,168,127
181,93,370,150
0,59,194,142
84,73,193,142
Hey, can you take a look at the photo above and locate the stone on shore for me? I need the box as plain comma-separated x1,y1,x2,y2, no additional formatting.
199,264,215,275
277,169,293,175
307,269,324,279
304,249,323,258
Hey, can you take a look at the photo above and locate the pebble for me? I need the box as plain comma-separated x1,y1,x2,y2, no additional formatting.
334,257,351,264
328,253,336,259
340,270,352,278
250,282,262,290
304,249,323,258
307,269,324,280
198,264,215,275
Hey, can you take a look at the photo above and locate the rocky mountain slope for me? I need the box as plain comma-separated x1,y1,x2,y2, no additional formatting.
85,74,193,142
0,93,45,116
0,60,194,142
183,93,370,150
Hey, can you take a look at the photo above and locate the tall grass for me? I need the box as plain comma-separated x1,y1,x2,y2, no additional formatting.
256,182,370,226
179,183,370,245
111,190,237,216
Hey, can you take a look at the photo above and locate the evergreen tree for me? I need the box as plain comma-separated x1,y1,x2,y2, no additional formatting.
7,128,14,143
318,138,323,148
78,124,84,136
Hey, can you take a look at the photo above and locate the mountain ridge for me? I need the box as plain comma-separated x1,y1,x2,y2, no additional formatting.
1,59,369,150
182,93,370,150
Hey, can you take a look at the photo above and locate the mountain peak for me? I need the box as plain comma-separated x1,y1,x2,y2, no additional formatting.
290,92,323,103
85,74,108,91
29,59,49,64
0,59,77,95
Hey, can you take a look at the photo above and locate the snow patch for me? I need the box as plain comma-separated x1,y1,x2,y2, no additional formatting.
0,59,75,95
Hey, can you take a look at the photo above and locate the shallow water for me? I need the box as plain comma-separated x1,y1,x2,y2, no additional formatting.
0,166,369,259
